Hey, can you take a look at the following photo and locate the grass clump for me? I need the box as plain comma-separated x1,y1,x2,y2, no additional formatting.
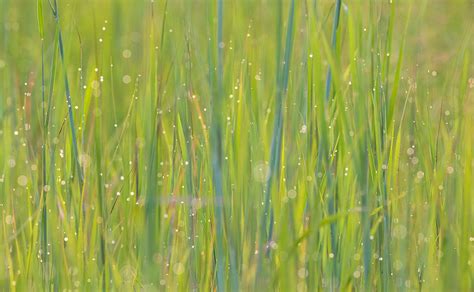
0,0,473,290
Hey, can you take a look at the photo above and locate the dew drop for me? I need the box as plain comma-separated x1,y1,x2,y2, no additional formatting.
122,49,132,58
122,75,131,84
17,175,28,187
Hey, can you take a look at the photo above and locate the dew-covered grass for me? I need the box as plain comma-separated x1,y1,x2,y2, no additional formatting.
0,0,473,290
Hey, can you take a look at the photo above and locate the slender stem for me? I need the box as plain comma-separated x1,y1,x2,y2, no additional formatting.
324,0,342,102
53,0,84,192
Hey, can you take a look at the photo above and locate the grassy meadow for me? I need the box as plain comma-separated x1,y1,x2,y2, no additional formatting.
0,0,473,290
